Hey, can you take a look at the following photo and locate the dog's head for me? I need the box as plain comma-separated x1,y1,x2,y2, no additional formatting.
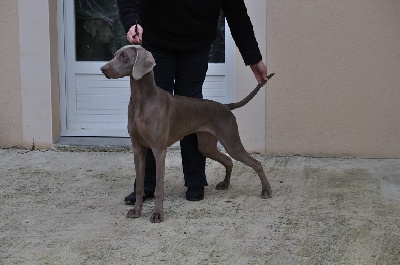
100,45,156,80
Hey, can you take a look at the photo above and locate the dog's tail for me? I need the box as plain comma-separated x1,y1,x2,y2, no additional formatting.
225,73,274,111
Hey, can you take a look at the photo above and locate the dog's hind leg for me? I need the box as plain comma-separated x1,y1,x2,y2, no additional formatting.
220,132,272,199
197,132,233,190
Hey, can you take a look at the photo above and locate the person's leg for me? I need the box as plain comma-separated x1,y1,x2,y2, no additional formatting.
125,45,176,204
174,48,210,198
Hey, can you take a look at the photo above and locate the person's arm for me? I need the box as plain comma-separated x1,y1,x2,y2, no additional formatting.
117,0,140,32
117,0,143,44
222,0,268,84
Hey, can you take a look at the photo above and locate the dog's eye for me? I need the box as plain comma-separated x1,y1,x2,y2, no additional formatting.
120,53,127,59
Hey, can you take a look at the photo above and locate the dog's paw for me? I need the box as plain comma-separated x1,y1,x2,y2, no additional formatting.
150,212,164,223
126,208,141,218
215,181,229,190
261,187,272,199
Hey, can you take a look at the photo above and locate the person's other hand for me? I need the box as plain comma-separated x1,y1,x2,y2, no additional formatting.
250,61,268,85
126,24,143,44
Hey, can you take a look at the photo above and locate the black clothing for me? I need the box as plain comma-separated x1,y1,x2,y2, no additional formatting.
117,0,262,65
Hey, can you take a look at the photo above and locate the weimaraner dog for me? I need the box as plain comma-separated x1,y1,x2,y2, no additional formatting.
101,45,273,223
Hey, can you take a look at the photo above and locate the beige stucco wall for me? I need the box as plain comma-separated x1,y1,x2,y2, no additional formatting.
0,2,23,147
18,0,59,149
0,0,60,149
2,1,399,158
266,1,400,158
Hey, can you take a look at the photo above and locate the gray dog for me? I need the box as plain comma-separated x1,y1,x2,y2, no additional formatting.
101,45,273,223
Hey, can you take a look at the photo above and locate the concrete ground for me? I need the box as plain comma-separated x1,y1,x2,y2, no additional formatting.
0,147,399,265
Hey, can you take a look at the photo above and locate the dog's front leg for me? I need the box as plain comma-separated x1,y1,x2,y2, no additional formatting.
127,140,147,219
150,148,167,223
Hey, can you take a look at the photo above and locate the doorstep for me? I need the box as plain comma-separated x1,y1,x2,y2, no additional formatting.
53,137,132,152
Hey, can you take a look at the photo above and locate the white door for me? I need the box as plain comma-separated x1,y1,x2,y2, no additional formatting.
59,0,233,137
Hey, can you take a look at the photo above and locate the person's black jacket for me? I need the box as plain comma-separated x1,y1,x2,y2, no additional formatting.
117,0,262,65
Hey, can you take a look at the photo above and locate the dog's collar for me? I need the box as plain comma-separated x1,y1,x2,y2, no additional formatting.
133,50,139,72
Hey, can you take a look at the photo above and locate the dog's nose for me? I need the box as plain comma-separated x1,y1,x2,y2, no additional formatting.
100,65,108,73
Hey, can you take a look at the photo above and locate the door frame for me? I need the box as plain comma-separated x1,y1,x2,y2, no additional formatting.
57,0,234,137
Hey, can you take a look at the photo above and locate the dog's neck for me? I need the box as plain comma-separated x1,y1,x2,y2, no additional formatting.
130,71,158,101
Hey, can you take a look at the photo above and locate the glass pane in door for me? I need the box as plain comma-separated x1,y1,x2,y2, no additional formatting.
74,0,225,62
75,0,128,61
209,11,225,63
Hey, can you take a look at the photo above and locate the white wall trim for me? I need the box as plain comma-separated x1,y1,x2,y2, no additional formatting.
18,0,54,148
225,19,235,104
57,0,68,135
233,0,267,152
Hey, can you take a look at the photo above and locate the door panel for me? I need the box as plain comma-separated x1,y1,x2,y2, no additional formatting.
61,0,231,137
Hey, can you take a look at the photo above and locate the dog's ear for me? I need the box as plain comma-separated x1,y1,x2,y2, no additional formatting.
132,47,156,80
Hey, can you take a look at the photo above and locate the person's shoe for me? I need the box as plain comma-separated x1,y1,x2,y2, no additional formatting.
185,187,204,201
124,190,155,205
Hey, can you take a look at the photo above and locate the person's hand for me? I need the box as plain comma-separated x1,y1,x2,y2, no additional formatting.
250,61,268,85
126,24,143,44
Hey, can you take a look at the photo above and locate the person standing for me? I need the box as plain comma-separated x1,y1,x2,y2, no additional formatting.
117,0,269,204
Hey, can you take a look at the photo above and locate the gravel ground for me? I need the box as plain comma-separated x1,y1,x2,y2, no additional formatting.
0,148,399,265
